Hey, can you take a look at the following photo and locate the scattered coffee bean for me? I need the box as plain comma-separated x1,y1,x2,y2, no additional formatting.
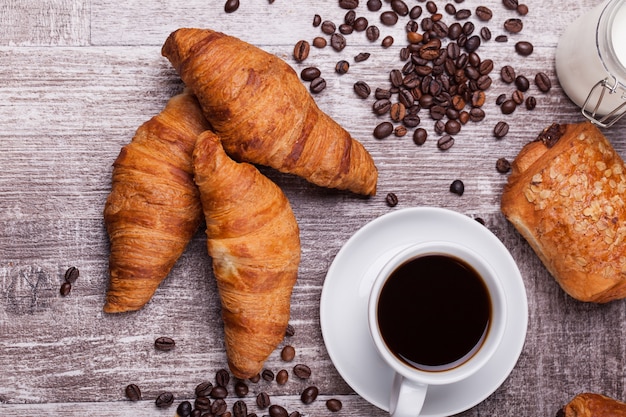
300,67,321,82
475,6,493,21
312,36,327,48
394,125,408,137
321,20,336,34
60,282,71,296
195,381,213,397
450,179,465,195
381,11,399,25
269,404,289,417
493,121,509,138
495,34,508,42
496,157,511,173
355,52,371,62
309,77,326,94
249,373,261,383
502,0,519,10
293,40,310,62
503,18,523,33
233,400,248,417
386,192,399,207
373,99,392,115
285,324,295,337
262,368,275,382
330,33,347,51
234,380,249,397
500,65,516,83
194,395,211,411
381,35,394,47
293,364,312,379
517,3,529,15
211,398,228,415
224,0,239,13
326,399,343,412
354,16,369,31
480,26,492,40
289,412,302,417
515,41,534,56
535,72,552,92
210,385,228,399
335,60,350,75
64,266,79,283
413,128,428,145
216,368,230,387
312,14,321,27
512,90,524,104
437,135,455,150
501,99,517,114
496,93,507,105
300,386,319,404
155,391,175,408
154,336,175,351
276,369,289,385
125,384,142,401
354,81,371,98
281,345,296,362
368,0,382,11
366,25,380,41
455,8,471,19
177,401,192,417
257,392,271,409
339,0,359,9
525,95,537,110
515,75,530,92
374,121,394,139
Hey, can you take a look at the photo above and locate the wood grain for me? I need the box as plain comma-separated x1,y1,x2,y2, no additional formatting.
1,0,626,416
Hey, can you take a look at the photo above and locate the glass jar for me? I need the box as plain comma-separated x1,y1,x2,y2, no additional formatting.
555,0,626,127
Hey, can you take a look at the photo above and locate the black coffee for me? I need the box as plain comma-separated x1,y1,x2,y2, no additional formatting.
377,254,491,371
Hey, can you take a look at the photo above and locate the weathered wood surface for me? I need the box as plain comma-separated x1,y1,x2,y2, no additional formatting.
1,0,626,416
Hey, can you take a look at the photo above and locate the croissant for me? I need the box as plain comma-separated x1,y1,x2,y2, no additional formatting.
193,130,301,378
501,122,626,303
557,393,626,416
161,28,378,196
103,91,211,313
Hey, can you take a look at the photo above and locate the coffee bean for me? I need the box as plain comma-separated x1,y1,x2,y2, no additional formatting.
512,90,524,104
501,99,517,114
216,368,230,387
312,37,326,48
313,14,321,27
476,74,492,90
176,401,192,417
494,121,509,138
354,81,371,98
504,18,523,33
155,391,174,408
380,11,399,25
502,0,519,10
386,192,399,207
60,282,71,296
435,119,446,135
224,0,240,13
309,77,326,94
430,105,446,120
373,99,392,115
234,381,248,397
256,392,271,409
293,40,309,63
276,369,289,385
355,52,370,62
194,396,211,411
391,0,409,15
455,8,471,19
475,6,492,21
535,72,552,92
459,110,470,124
249,373,261,383
480,26,492,40
515,41,534,56
449,179,465,195
269,404,289,417
280,345,296,362
413,128,428,145
381,35,394,47
293,364,312,379
335,60,349,75
195,381,213,397
211,398,227,415
525,95,537,110
437,135,455,150
500,65,516,83
210,385,228,399
262,368,275,382
495,34,508,42
515,75,530,92
394,125,408,137
517,3,529,15
326,399,343,412
354,16,369,31
64,266,79,283
339,23,353,34
445,119,462,134
366,25,380,41
300,67,321,82
403,113,421,128
367,0,382,11
233,400,248,417
478,59,494,75
339,0,359,9
496,158,511,173
125,384,142,401
300,386,319,404
285,324,295,337
330,33,346,51
154,337,175,351
321,20,336,34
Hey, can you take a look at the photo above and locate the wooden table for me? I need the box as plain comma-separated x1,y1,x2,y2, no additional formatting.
2,0,625,416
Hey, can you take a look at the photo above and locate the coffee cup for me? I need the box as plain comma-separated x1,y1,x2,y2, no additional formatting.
368,241,507,417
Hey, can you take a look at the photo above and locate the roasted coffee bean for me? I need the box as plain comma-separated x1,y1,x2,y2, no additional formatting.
154,337,176,351
211,398,228,415
495,34,508,42
339,0,359,9
289,412,301,417
276,369,289,385
234,381,249,397
249,373,261,383
479,59,494,75
366,25,380,41
64,266,79,283
373,99,392,115
256,392,271,409
355,52,371,62
389,69,404,87
469,107,485,122
464,35,481,52
515,75,530,92
269,405,289,417
496,157,511,173
390,103,406,121
496,93,507,105
293,40,310,63
434,120,446,135
535,72,552,92
426,0,438,13
155,391,175,408
512,90,524,104
367,0,382,11
300,67,321,82
224,0,240,13
210,385,228,399
448,22,462,39
394,125,408,137
335,60,350,74
480,26,492,40
501,99,517,114
330,33,346,51
60,282,71,296
344,10,356,25
313,14,322,27
339,23,354,35
504,18,523,33
380,11,399,25
430,105,446,120
502,0,519,10
450,179,465,195
312,36,326,48
437,135,455,150
391,0,409,15
525,95,537,110
403,114,421,128
321,20,336,34
300,386,319,404
293,364,312,379
413,128,428,145
194,396,211,411
381,35,394,47
262,369,275,382
281,345,296,362
494,121,509,138
354,81,371,98
309,77,326,94
233,400,248,417
500,65,516,83
475,6,492,21
285,324,295,337
410,5,423,19
455,8,471,19
195,381,213,397
445,119,462,134
177,401,192,417
216,369,230,387
459,110,470,124
517,3,529,15
445,3,456,14
326,399,343,412
354,16,369,31
386,192,399,207
515,41,534,56
476,74,492,90
125,384,142,401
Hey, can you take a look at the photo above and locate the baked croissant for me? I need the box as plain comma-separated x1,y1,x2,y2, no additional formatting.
193,130,301,378
103,91,211,313
161,28,378,196
501,121,626,303
557,393,626,416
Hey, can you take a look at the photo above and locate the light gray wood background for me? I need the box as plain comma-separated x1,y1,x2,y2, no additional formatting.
1,0,626,415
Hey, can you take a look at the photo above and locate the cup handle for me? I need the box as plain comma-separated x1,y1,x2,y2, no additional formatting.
389,373,428,417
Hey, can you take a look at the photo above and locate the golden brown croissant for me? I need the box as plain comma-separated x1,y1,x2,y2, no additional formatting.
161,28,378,196
557,393,626,417
193,130,301,378
501,122,626,303
103,91,211,313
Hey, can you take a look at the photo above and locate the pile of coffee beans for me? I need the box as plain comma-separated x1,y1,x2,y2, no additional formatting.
59,266,79,296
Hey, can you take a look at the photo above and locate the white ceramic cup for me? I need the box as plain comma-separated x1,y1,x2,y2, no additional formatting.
368,241,508,417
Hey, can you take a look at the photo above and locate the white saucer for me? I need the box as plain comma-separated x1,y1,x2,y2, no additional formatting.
320,207,528,417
